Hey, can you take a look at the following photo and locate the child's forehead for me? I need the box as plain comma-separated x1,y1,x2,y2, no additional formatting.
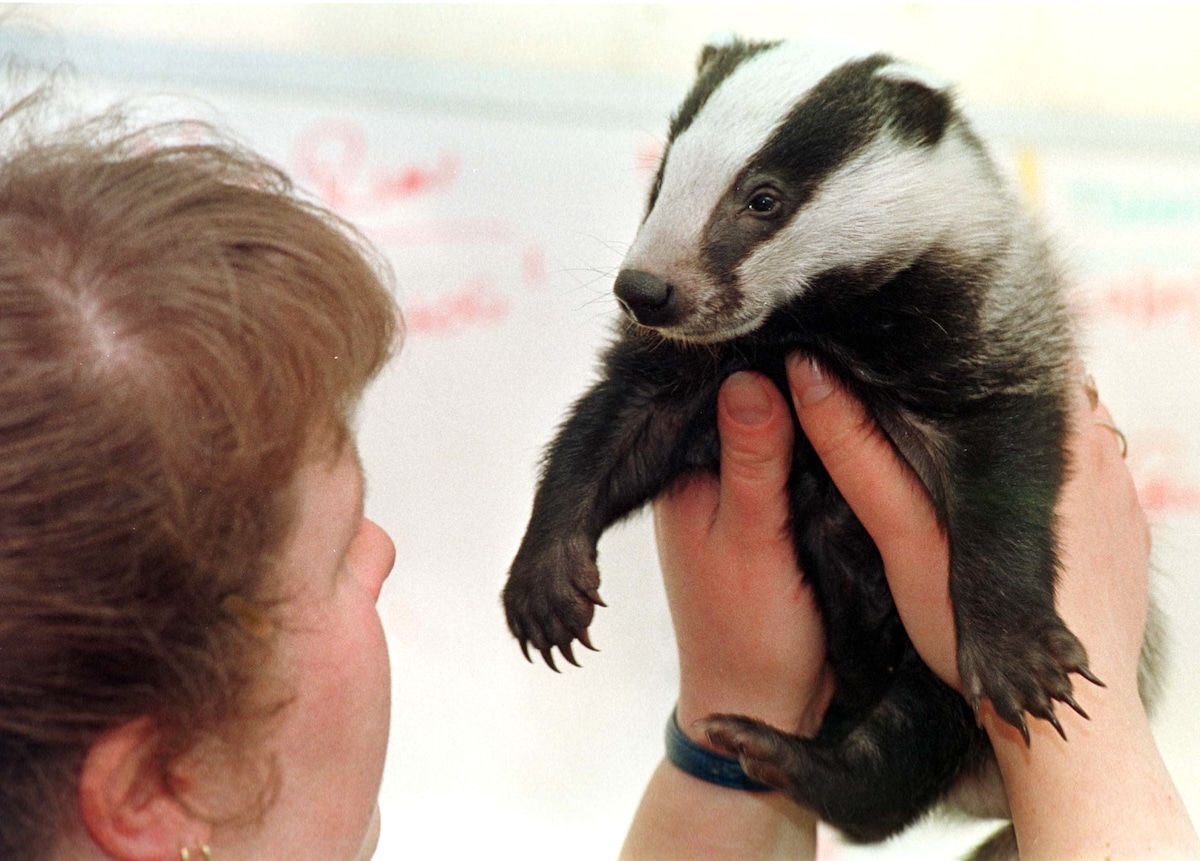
282,442,366,565
293,439,364,513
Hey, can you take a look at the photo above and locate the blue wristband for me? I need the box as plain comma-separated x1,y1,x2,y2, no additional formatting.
665,708,773,792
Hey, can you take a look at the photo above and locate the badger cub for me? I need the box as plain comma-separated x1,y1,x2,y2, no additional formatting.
504,38,1102,842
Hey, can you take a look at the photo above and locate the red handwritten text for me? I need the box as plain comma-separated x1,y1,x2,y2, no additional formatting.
522,247,547,288
1082,270,1200,334
403,278,511,336
291,119,459,215
1128,429,1200,516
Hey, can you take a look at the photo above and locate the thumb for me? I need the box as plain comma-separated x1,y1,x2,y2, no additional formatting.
715,371,794,538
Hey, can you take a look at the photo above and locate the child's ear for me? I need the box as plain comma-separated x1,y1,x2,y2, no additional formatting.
77,717,212,861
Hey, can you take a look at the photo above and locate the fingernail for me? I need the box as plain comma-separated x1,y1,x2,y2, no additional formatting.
724,371,773,425
787,354,834,406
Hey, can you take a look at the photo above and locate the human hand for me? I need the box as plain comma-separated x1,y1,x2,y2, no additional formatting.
782,355,960,686
639,359,1189,861
654,371,834,742
1048,380,1150,705
783,354,1150,709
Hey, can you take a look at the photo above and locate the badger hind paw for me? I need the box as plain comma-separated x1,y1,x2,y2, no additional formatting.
695,714,796,791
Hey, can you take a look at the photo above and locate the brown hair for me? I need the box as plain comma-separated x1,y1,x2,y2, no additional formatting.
0,90,398,859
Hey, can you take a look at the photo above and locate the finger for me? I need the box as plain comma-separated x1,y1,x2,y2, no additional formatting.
1073,366,1127,463
1067,372,1132,489
785,354,958,683
652,471,720,567
784,354,942,557
714,371,795,540
1065,374,1149,555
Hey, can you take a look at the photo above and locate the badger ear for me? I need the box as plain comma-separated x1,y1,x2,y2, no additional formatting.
696,32,738,74
875,61,955,146
697,43,720,74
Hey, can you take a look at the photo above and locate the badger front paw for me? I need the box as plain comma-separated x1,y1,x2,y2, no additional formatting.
503,534,604,671
958,617,1103,744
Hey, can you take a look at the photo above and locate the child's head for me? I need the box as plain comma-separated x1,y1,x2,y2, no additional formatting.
0,93,398,858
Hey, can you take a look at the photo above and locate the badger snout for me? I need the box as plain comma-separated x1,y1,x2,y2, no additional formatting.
614,269,679,327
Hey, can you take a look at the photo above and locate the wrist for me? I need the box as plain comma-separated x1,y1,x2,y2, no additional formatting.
981,681,1200,860
676,664,834,746
621,759,819,861
665,708,774,792
981,677,1153,809
980,664,1143,754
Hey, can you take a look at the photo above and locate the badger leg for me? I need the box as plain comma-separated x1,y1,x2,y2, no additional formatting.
698,652,981,843
954,571,1099,743
757,453,985,839
503,352,719,669
944,403,1101,741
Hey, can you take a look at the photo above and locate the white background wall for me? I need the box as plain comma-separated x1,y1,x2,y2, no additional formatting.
4,5,1199,860
14,3,1200,122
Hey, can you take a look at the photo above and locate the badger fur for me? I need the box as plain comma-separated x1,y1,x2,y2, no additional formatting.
503,38,1126,847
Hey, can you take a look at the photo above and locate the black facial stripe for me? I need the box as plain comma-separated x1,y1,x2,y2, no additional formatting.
645,38,779,216
698,54,891,286
700,53,956,287
750,54,892,202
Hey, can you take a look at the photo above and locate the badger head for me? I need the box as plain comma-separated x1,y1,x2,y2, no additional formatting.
615,39,1007,343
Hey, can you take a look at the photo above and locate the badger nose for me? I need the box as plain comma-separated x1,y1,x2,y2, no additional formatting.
614,270,677,327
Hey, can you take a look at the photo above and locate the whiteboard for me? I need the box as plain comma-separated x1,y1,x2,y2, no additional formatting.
6,30,1199,860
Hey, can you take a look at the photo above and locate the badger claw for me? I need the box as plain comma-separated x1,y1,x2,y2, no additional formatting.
1076,665,1105,689
503,536,603,672
1045,709,1066,741
1060,690,1089,721
1015,714,1031,746
559,641,579,668
958,616,1102,747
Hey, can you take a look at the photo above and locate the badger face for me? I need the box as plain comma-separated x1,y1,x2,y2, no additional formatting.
615,40,1000,343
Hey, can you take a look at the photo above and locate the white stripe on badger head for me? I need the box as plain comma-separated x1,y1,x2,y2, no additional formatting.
701,30,740,50
736,128,1008,305
623,40,875,280
874,59,952,92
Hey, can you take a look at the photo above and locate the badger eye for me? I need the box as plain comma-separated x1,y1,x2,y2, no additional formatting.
746,189,782,218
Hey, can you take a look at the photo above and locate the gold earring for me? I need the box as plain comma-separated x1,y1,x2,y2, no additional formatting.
1095,419,1129,458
